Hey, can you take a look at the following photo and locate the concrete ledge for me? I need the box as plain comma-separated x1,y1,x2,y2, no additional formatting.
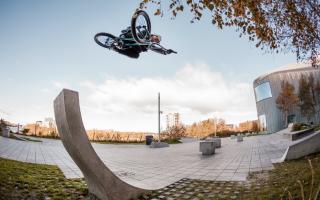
283,128,314,141
273,131,320,163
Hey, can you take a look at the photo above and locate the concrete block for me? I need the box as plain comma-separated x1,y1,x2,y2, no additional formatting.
205,137,221,148
200,141,215,155
237,135,243,142
213,137,221,148
1,127,10,138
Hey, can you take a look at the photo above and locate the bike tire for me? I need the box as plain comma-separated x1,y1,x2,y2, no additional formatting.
131,10,151,44
94,32,117,49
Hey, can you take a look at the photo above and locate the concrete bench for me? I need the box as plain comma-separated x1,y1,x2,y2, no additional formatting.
200,141,215,155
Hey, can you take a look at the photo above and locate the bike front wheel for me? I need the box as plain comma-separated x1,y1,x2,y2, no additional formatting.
131,10,151,44
94,32,117,49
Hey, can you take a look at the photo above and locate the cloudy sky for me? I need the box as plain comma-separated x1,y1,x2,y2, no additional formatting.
0,0,297,132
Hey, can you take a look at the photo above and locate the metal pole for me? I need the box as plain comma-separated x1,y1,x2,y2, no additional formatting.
158,92,160,142
214,118,217,137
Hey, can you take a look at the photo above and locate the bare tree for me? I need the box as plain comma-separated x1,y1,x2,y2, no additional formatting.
298,74,316,123
164,125,186,140
312,77,320,122
276,80,299,127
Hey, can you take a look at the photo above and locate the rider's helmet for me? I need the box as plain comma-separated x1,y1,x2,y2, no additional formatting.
151,34,161,43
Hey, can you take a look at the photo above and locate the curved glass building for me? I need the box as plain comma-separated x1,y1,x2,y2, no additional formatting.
253,63,320,133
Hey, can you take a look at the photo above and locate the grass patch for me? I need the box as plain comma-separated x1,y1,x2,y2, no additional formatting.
21,134,61,140
0,158,91,200
292,123,310,132
162,138,182,144
244,153,320,200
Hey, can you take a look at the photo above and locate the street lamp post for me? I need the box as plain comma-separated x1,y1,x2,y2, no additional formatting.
214,117,217,137
158,92,161,142
150,92,169,148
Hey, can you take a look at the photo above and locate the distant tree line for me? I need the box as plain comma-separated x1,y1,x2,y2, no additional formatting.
184,118,251,138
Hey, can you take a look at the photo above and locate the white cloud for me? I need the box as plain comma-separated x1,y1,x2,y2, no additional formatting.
40,88,51,93
80,63,257,131
53,81,69,89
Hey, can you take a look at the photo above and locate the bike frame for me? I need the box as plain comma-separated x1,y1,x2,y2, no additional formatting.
116,29,151,48
108,28,169,54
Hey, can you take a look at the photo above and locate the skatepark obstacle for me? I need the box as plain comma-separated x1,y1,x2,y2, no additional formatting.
54,89,147,200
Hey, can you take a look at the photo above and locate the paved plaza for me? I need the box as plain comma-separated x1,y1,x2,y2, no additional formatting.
0,133,293,190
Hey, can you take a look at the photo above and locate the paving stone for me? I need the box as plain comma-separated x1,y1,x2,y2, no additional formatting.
0,132,292,190
173,193,181,197
189,190,196,194
182,195,191,199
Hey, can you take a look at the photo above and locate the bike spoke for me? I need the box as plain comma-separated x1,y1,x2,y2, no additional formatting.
135,15,149,40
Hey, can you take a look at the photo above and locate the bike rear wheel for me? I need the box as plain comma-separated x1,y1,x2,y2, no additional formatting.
131,10,151,44
94,32,117,49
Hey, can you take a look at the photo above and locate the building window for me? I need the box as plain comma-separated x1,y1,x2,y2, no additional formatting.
255,82,272,102
258,114,267,132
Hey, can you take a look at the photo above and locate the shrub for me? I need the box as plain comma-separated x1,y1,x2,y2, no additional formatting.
291,123,309,132
162,125,186,140
22,128,29,134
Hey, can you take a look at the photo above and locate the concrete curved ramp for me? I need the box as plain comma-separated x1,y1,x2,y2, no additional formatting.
272,131,320,163
54,89,147,200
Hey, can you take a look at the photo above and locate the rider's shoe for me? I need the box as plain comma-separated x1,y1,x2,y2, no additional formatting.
167,49,177,54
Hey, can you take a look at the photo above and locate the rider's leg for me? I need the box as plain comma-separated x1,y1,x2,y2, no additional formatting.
113,48,140,59
149,44,177,55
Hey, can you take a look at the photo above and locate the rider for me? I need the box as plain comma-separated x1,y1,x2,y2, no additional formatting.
113,27,176,59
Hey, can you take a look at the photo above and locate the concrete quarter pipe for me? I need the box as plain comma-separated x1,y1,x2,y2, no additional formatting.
54,89,147,200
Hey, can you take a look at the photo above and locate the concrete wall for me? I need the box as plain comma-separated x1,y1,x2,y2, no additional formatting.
253,67,320,133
